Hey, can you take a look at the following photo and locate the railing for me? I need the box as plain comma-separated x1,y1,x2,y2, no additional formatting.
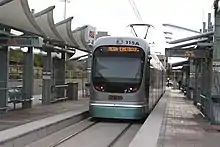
199,94,209,117
199,94,220,123
0,82,81,110
0,85,33,110
9,66,87,79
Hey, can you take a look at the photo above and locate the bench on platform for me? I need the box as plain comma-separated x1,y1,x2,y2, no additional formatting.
8,86,33,109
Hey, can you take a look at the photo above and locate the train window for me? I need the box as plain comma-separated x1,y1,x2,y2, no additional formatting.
92,46,145,93
93,57,142,82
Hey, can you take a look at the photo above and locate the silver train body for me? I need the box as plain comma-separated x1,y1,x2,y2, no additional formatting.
89,36,166,119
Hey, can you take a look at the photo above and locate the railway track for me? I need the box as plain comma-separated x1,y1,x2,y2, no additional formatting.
54,120,138,147
49,118,99,147
107,123,133,147
25,118,141,147
51,121,134,147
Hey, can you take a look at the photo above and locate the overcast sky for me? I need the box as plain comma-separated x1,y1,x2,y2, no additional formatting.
27,0,214,63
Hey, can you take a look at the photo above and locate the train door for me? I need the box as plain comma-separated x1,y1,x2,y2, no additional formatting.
144,58,150,110
155,69,159,104
149,68,155,109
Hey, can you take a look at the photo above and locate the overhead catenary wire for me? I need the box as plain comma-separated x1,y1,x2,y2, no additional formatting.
127,0,154,39
130,0,143,22
128,0,144,23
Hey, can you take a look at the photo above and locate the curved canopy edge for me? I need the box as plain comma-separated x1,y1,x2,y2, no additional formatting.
55,17,79,47
33,6,63,41
0,0,97,53
0,0,45,36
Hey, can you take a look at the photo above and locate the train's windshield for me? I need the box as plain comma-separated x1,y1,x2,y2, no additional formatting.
92,46,145,93
94,57,142,83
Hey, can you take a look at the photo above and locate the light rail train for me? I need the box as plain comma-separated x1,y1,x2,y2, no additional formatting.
89,36,166,119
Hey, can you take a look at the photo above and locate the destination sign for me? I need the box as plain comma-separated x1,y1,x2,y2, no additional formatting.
184,51,195,57
0,36,43,48
107,46,140,52
165,48,210,58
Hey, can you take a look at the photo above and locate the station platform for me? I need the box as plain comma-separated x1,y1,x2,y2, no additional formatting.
0,92,89,132
0,91,89,147
157,89,220,147
129,88,220,147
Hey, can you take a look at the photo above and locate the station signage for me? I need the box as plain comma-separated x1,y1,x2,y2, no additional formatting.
165,48,210,58
85,25,96,46
0,37,31,46
0,36,43,47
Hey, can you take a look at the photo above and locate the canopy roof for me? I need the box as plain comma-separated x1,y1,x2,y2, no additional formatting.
0,0,96,56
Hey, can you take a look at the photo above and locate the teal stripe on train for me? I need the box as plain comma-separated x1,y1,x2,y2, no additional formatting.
90,105,147,119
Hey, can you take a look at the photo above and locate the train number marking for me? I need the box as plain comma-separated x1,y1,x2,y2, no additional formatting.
108,95,123,100
125,40,140,46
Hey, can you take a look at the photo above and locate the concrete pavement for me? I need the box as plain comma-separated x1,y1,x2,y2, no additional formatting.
157,89,220,147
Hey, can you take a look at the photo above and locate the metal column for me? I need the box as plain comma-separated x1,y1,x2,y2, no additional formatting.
193,59,199,105
210,8,220,123
42,51,53,105
22,47,34,108
200,58,209,116
189,59,196,100
199,17,210,113
197,59,202,105
85,54,92,96
186,59,192,99
87,55,92,85
173,71,178,89
207,56,213,122
0,47,9,111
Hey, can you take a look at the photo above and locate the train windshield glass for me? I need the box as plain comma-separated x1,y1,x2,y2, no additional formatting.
94,57,142,83
92,46,145,93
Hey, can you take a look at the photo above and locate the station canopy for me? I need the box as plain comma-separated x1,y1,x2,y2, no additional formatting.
0,0,96,59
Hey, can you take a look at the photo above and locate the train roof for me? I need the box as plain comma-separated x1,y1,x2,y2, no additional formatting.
150,52,166,70
94,36,165,70
94,36,150,53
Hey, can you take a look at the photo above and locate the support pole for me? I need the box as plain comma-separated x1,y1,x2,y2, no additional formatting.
208,13,213,32
186,60,190,99
197,59,202,105
189,59,195,100
194,59,199,105
182,66,187,90
200,58,208,116
207,56,213,122
22,47,34,108
203,22,207,33
42,51,53,105
86,54,91,96
210,7,220,123
0,47,9,112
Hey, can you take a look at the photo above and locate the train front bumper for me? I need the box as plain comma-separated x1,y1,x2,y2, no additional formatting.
89,104,147,119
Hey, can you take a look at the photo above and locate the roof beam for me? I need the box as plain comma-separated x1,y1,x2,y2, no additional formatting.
163,23,201,34
169,31,214,44
168,38,209,49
